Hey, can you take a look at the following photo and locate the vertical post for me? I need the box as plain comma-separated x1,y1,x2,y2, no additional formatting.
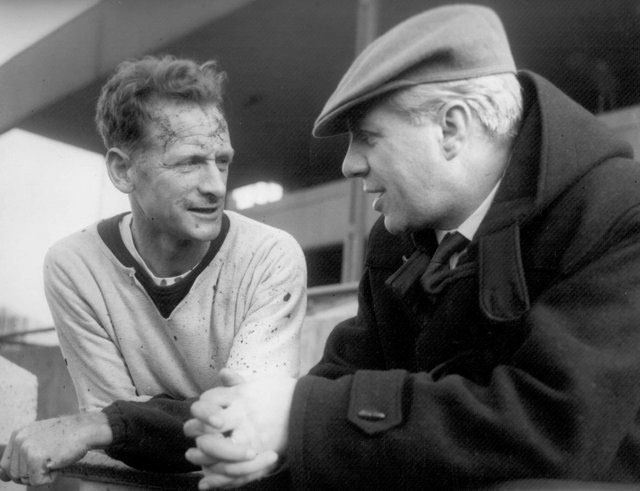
341,0,380,283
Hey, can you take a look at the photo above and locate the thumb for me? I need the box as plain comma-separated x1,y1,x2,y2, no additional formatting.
219,368,245,387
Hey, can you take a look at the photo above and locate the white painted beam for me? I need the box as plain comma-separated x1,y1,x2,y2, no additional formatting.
0,0,256,134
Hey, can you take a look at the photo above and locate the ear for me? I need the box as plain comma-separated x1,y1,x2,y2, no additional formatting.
438,101,472,160
106,148,135,193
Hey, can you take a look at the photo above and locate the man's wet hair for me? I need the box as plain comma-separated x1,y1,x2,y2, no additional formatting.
95,55,227,153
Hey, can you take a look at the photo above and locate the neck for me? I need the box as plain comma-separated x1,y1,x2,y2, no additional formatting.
130,218,209,277
449,140,512,230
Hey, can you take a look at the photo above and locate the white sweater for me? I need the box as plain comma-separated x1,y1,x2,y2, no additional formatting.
44,211,307,411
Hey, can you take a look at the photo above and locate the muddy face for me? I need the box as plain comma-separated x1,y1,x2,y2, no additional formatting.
128,99,234,249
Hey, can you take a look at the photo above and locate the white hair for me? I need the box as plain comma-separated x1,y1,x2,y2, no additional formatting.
386,73,523,138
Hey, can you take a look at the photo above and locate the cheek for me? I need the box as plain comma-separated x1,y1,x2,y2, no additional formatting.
154,173,190,193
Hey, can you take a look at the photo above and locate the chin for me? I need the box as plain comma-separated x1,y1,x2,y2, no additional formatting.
383,216,406,235
197,228,222,242
184,223,222,242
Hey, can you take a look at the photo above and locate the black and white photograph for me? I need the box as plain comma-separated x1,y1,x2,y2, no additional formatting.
1,1,640,489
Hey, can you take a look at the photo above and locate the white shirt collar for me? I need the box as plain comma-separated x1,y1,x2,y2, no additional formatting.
435,178,502,244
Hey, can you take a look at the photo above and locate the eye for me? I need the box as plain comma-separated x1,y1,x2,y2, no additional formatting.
352,129,376,146
215,152,233,170
179,157,202,167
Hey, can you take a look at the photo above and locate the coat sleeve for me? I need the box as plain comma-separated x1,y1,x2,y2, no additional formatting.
103,394,198,473
287,206,640,489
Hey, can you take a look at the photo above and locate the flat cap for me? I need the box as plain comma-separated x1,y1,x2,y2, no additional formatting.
313,4,516,137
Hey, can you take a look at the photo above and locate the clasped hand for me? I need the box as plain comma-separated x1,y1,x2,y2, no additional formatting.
184,368,296,489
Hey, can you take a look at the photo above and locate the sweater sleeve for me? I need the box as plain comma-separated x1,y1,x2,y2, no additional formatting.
44,245,149,411
224,230,307,379
103,394,198,473
287,209,640,488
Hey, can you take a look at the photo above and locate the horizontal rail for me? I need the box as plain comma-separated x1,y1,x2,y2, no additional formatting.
0,326,55,343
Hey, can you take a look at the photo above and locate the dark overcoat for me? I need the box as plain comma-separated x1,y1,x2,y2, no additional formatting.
288,72,640,489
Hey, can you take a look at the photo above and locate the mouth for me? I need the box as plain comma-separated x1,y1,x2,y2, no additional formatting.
188,206,219,216
370,191,385,212
363,184,383,195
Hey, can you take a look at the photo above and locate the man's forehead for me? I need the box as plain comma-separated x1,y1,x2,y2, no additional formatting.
346,99,388,131
144,100,229,148
148,100,225,127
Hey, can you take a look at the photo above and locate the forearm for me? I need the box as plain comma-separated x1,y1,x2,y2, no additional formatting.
69,411,113,449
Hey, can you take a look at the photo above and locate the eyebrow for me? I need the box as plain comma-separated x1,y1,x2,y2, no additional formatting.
346,108,368,132
349,121,379,139
217,148,235,160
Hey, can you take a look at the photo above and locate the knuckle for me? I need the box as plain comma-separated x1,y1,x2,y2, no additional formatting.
20,441,36,456
12,432,26,445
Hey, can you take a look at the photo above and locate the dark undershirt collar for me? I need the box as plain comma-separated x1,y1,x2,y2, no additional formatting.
97,213,230,318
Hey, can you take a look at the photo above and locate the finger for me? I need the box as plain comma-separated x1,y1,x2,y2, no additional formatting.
24,468,56,487
0,433,15,481
184,447,218,467
9,436,25,484
207,450,278,478
199,463,275,490
192,402,245,433
219,368,245,387
197,386,236,405
0,441,11,481
225,427,254,450
183,418,218,438
220,468,277,489
198,471,236,490
26,450,55,486
196,434,256,462
191,400,227,429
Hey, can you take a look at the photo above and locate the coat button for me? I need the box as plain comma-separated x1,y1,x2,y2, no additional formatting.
357,409,386,421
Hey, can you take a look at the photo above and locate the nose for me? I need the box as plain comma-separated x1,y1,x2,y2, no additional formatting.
341,145,369,179
198,162,227,198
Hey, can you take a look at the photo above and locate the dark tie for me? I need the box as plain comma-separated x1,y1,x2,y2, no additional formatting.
419,232,469,294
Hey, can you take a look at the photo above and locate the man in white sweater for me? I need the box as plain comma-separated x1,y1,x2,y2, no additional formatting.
0,55,306,486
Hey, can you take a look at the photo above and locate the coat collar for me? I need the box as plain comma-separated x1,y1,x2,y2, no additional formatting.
475,70,632,321
482,70,633,236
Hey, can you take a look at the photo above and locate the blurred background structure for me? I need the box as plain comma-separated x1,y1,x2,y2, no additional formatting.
1,2,640,479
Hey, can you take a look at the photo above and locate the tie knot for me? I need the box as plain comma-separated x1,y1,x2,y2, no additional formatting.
431,232,469,265
419,231,470,296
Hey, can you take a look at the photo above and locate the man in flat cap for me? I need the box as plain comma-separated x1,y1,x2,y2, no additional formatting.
66,4,640,489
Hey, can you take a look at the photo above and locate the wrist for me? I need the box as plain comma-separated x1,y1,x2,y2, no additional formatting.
75,411,113,449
